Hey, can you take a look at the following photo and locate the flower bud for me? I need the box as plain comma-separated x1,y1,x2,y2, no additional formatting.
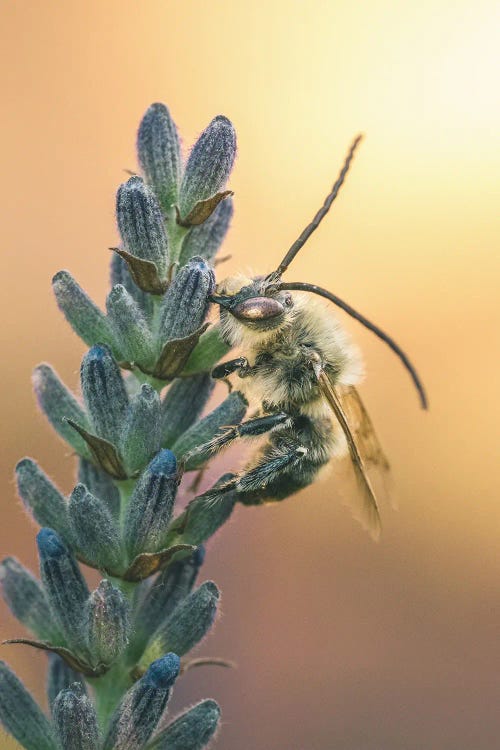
124,449,179,559
52,270,119,354
116,175,169,276
179,195,233,266
161,373,215,446
179,115,236,218
80,345,129,445
15,457,71,540
78,458,120,518
47,654,87,711
84,581,130,667
137,102,181,211
37,528,89,652
110,252,154,319
150,699,221,750
32,364,92,458
68,484,123,573
133,547,205,656
157,257,215,345
120,384,161,476
0,557,57,642
52,684,100,750
103,654,180,750
172,391,247,469
106,284,156,368
166,476,237,548
141,582,219,666
0,661,56,750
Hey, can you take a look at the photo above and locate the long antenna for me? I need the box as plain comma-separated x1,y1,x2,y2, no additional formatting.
277,281,428,410
269,134,363,279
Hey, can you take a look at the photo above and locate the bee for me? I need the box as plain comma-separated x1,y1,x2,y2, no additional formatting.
190,135,427,539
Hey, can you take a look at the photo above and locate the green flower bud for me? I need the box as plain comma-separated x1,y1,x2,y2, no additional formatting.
120,384,161,476
0,557,57,642
150,699,221,750
52,270,119,355
137,102,181,211
0,661,56,750
52,684,100,750
80,345,129,446
161,373,215,447
142,582,219,665
32,364,91,458
78,459,120,519
157,257,215,346
106,284,156,368
15,458,71,541
84,581,130,667
68,484,123,573
116,175,169,277
124,450,178,559
47,654,87,711
110,252,154,319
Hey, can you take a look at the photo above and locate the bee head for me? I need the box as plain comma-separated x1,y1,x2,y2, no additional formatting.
213,276,294,332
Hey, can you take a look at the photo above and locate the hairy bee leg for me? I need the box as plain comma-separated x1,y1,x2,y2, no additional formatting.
236,446,307,494
184,412,291,461
212,357,249,379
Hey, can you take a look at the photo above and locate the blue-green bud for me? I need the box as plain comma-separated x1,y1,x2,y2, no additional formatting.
103,654,180,750
110,252,154,319
179,115,236,218
150,699,221,750
52,270,119,355
137,103,181,211
15,458,71,540
84,581,130,667
157,257,215,345
0,557,57,642
172,391,247,469
165,476,237,547
47,654,86,711
161,373,215,447
68,484,123,573
0,661,56,750
133,547,205,653
120,384,161,476
124,450,178,559
37,528,89,653
106,284,156,368
32,364,92,458
142,582,219,665
78,459,120,519
81,345,129,446
52,684,99,750
179,196,233,266
116,176,169,277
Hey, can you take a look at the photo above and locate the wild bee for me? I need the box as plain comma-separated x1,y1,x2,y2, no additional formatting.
190,135,427,539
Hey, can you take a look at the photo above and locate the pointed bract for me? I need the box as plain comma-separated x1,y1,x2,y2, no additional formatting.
179,195,233,266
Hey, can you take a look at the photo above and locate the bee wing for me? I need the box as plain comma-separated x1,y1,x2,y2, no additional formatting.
317,373,381,540
337,385,390,473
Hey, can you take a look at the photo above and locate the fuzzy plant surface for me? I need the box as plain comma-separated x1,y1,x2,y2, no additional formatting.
0,103,245,750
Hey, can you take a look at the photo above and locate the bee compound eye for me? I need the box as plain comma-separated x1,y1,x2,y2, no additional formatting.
232,297,285,321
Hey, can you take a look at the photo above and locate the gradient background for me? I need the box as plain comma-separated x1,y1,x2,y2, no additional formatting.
1,2,499,749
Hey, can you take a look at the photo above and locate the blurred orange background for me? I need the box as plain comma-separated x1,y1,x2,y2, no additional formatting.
1,2,499,749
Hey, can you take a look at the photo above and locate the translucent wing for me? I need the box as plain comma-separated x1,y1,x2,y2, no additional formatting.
337,385,390,474
317,373,381,540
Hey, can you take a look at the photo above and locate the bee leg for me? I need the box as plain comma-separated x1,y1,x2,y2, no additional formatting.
212,357,250,380
184,411,291,461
